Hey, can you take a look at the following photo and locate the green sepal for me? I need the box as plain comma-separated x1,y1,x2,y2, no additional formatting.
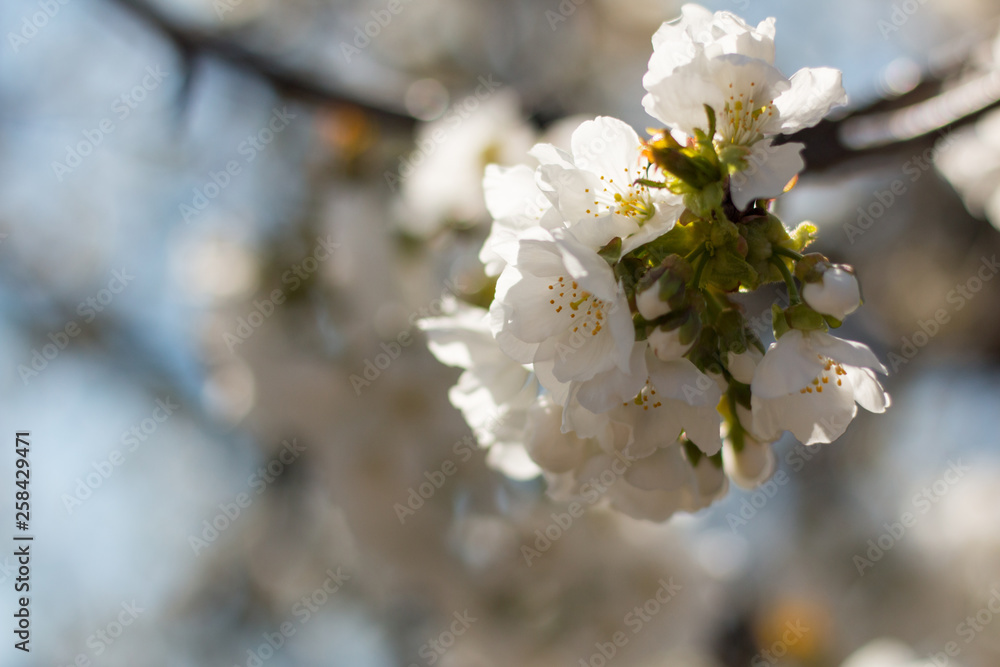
716,309,748,355
785,303,828,332
789,221,818,252
707,247,759,292
598,237,622,266
772,303,790,340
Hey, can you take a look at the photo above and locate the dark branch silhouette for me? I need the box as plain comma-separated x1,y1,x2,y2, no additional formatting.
110,0,1000,173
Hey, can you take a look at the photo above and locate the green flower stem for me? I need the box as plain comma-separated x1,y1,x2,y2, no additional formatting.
770,255,801,304
726,392,746,453
702,288,727,319
691,251,710,289
772,245,804,261
684,243,707,263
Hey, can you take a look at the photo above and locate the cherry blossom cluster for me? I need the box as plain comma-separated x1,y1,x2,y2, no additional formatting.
420,4,890,521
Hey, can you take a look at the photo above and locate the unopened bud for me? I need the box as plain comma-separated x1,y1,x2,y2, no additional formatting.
649,311,700,361
723,437,776,490
726,347,762,385
801,265,860,321
635,256,691,321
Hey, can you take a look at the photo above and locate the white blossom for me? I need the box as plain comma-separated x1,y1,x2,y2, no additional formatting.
532,116,685,253
418,300,541,480
490,227,634,384
750,330,890,445
642,4,846,206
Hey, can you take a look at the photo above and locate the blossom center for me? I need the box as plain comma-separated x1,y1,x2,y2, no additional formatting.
622,379,663,411
720,81,775,146
546,276,606,336
799,356,846,395
584,171,655,223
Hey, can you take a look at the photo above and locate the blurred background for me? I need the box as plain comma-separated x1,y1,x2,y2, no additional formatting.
3,0,1000,665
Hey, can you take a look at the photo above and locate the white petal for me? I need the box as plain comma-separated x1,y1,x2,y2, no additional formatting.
801,267,861,321
573,343,648,413
752,378,857,446
483,164,541,221
846,366,891,414
643,55,726,136
552,231,621,302
729,140,804,209
624,445,690,491
751,330,824,399
623,406,686,460
648,356,722,407
810,332,888,375
673,402,723,455
486,443,542,480
529,142,574,168
772,67,848,134
570,116,642,182
524,398,591,473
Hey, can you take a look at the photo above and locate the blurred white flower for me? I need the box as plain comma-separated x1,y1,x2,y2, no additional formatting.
418,299,541,480
398,91,534,236
936,107,1000,230
722,436,775,490
479,163,560,276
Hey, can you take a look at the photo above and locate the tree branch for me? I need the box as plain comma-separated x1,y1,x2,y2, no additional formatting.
109,0,416,126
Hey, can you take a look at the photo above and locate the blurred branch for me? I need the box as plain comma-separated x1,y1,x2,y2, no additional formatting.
791,53,1000,173
110,0,1000,173
108,0,416,126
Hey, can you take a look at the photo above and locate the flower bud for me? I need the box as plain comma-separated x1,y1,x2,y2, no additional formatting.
723,437,776,490
801,265,860,321
648,326,695,361
635,255,691,321
636,281,672,321
726,347,763,385
648,310,700,361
